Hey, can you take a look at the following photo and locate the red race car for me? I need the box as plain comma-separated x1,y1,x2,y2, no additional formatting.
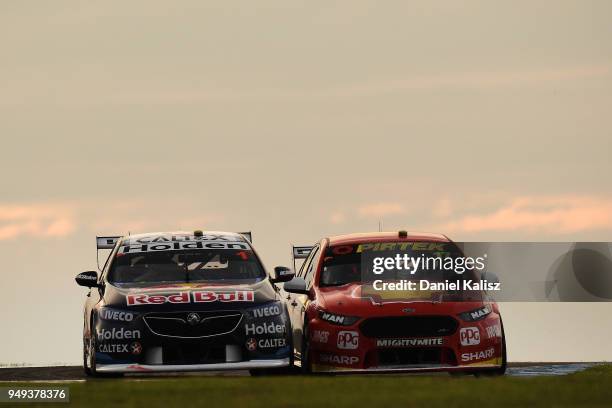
282,231,506,375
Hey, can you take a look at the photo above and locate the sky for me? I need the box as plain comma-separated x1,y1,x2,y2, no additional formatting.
1,0,611,365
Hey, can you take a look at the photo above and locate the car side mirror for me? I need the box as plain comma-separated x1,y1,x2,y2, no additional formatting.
283,277,309,294
75,271,100,288
271,266,295,283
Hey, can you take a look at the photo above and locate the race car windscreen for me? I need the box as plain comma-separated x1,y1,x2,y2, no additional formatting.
321,242,481,295
108,249,265,285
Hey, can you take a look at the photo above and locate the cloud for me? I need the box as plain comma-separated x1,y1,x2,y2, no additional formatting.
331,64,612,97
0,203,76,240
10,61,608,108
329,211,346,224
0,200,227,240
436,196,612,234
432,198,453,218
358,202,406,218
84,205,227,236
4,194,612,241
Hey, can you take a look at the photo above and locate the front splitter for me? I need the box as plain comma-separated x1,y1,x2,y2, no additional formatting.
96,358,290,373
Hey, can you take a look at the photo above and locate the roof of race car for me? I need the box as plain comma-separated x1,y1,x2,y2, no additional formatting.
327,231,450,246
119,231,249,245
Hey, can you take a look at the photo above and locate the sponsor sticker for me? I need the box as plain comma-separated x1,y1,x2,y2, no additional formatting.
319,354,359,366
276,269,293,277
126,290,254,306
130,342,142,355
251,304,281,318
337,331,359,350
246,338,257,351
193,291,254,303
96,328,141,341
485,324,502,339
99,342,142,355
321,312,345,324
76,273,97,281
312,330,330,343
98,344,128,353
460,327,480,346
118,240,249,255
469,306,491,320
98,341,142,355
246,338,286,350
355,242,447,253
124,234,238,244
461,347,495,362
258,338,286,348
245,322,286,336
376,337,444,347
99,309,134,322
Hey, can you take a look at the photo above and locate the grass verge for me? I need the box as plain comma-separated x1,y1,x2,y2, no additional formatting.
3,365,611,408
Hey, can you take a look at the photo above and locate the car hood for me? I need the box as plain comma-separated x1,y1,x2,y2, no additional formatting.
316,283,486,316
101,280,278,312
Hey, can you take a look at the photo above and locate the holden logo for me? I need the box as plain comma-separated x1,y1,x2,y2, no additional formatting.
402,308,416,313
186,313,200,326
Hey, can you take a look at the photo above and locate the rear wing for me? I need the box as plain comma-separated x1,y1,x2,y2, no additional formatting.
95,236,122,271
97,236,121,249
238,231,252,243
292,245,314,272
293,246,313,259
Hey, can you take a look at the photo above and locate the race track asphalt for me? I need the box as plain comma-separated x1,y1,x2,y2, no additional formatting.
0,363,595,382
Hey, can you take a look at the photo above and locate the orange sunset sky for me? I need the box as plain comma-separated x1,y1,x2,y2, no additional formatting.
1,1,611,365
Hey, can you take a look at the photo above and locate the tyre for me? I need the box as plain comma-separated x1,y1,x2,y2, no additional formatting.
249,338,295,376
83,317,94,376
300,321,312,373
83,336,92,376
87,316,123,378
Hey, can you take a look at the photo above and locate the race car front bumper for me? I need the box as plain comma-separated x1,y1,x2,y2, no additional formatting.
307,310,504,373
311,359,503,374
97,357,290,373
93,302,292,371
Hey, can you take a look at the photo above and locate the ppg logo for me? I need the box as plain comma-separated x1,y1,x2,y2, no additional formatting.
337,331,359,349
460,327,480,346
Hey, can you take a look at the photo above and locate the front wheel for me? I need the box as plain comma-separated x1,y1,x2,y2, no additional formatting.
83,316,94,376
86,316,123,378
86,319,100,377
83,337,92,376
300,322,312,373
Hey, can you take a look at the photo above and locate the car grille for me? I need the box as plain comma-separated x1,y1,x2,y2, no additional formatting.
144,311,243,338
162,344,229,365
359,316,458,337
371,347,457,367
